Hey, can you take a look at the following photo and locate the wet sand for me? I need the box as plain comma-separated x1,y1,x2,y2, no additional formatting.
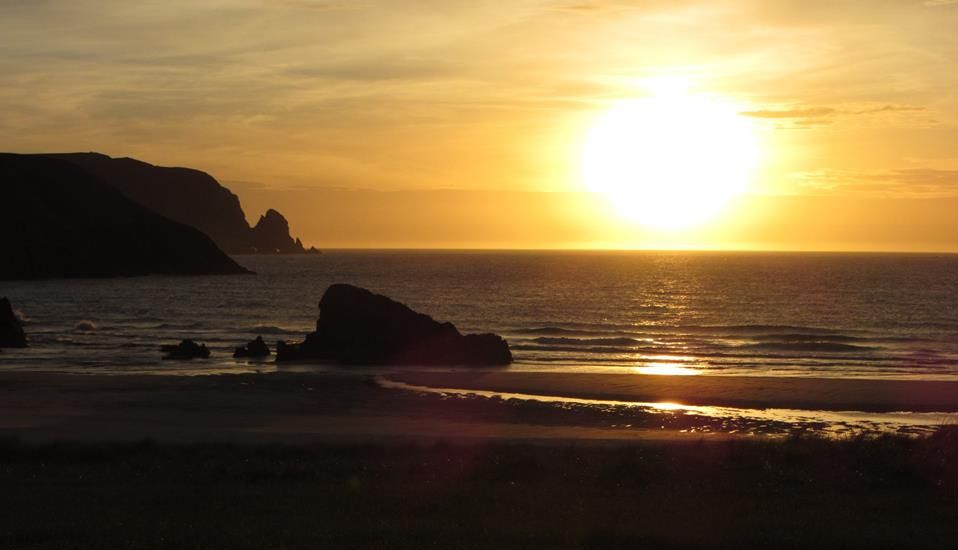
391,371,958,412
0,372,735,444
1,371,956,447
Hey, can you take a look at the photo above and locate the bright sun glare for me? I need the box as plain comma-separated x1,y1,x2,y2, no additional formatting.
581,77,761,229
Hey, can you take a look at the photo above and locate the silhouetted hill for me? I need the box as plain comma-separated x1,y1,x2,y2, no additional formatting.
44,153,310,254
0,154,251,279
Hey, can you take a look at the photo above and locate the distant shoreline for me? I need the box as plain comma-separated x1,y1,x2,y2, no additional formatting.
296,248,958,255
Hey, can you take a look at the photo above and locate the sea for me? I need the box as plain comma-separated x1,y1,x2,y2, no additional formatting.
3,251,958,380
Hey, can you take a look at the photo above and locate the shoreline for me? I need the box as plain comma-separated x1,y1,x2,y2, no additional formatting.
389,371,958,413
3,373,958,547
0,370,956,445
0,371,735,445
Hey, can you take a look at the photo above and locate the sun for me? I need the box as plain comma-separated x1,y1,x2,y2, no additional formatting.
581,80,761,229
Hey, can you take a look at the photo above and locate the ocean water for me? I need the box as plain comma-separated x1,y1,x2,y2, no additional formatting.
3,251,958,380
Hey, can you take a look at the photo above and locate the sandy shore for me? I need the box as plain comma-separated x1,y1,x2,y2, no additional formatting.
0,372,733,444
1,371,955,446
391,371,958,412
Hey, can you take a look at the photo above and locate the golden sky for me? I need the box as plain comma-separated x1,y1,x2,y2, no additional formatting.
3,0,958,250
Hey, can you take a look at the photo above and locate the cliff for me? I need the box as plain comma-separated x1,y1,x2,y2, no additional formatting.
0,154,251,279
45,153,310,254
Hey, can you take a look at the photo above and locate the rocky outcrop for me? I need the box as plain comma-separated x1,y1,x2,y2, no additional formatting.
0,154,250,280
161,339,211,360
277,284,512,365
44,153,311,255
234,336,271,358
251,210,305,254
0,297,26,348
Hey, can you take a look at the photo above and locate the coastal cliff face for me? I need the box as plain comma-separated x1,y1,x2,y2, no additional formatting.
0,154,250,279
45,153,309,255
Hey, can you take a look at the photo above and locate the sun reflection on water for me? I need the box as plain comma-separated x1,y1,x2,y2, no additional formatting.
646,401,687,411
633,361,701,376
375,377,958,437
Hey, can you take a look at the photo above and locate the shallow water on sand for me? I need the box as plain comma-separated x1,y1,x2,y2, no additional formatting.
377,378,958,437
3,251,958,380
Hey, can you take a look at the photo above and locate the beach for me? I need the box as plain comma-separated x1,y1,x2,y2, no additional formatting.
391,371,958,413
2,370,958,549
0,371,744,444
5,252,958,547
1,370,956,446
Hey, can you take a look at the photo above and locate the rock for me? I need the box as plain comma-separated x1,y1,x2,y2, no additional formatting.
234,336,271,358
44,153,310,255
276,284,512,365
161,339,210,360
0,297,27,348
0,154,251,280
250,209,304,254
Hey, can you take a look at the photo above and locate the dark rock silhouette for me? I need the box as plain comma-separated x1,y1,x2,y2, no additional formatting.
0,154,250,280
251,210,304,254
234,336,271,358
0,297,27,348
44,153,311,255
161,339,211,360
276,284,512,365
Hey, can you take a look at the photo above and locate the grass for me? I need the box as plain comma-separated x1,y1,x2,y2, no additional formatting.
1,428,957,549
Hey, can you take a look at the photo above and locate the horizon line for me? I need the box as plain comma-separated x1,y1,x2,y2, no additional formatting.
259,247,958,255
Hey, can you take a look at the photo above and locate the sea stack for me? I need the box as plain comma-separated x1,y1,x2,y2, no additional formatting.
277,284,512,365
0,297,27,348
250,209,304,254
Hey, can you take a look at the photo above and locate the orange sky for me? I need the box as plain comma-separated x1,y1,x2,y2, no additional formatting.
3,1,958,250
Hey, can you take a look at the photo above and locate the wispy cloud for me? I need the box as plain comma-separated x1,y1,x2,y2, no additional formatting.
741,104,927,129
791,168,958,197
740,107,836,119
264,1,365,10
0,0,957,198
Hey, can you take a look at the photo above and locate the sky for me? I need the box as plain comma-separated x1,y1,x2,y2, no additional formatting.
3,0,958,250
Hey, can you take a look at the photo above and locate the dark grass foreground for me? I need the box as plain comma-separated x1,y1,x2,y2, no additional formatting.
2,429,957,550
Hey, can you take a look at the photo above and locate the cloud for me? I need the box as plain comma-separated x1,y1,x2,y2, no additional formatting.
549,2,634,13
847,105,926,115
790,168,958,197
741,104,927,129
1,0,958,200
271,1,360,9
740,107,836,119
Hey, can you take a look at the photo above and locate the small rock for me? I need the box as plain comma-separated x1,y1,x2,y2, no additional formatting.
234,336,271,358
161,339,210,360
